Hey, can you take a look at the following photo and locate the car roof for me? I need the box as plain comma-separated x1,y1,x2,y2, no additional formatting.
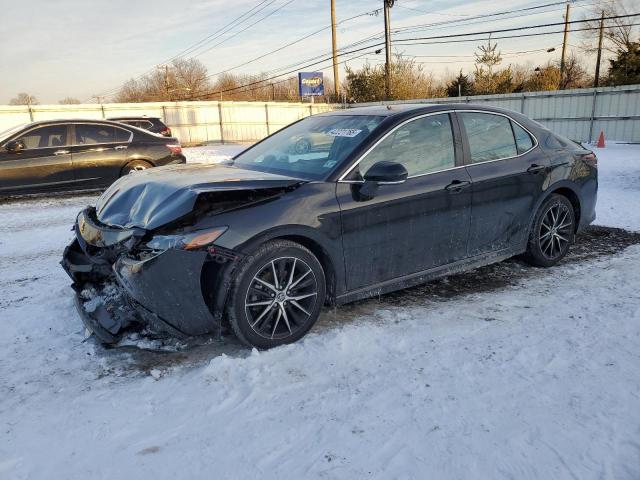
21,119,137,128
317,103,523,118
108,116,161,121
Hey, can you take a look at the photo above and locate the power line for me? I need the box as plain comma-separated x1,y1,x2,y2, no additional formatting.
207,1,583,86
342,0,598,50
189,0,299,60
96,0,575,101
164,0,277,61
181,13,639,101
89,0,277,100
205,8,381,79
393,13,640,43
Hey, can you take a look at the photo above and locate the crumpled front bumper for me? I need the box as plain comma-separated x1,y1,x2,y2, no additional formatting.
62,217,238,343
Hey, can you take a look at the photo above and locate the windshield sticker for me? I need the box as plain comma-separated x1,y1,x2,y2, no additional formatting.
323,160,337,168
327,128,362,138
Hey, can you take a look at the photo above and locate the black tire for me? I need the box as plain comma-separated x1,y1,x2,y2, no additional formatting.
523,194,576,267
121,160,152,176
227,240,326,349
294,138,311,154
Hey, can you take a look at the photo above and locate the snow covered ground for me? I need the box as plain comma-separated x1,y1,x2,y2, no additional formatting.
1,144,639,479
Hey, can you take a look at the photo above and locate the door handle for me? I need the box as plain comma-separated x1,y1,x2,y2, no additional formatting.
445,180,471,192
53,150,70,156
527,164,547,174
114,145,128,150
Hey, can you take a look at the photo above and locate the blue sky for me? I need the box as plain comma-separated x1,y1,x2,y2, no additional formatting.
1,0,603,103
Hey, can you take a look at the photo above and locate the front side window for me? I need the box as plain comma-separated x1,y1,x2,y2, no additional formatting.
232,114,384,180
16,125,68,149
460,112,517,162
356,113,456,178
75,124,130,145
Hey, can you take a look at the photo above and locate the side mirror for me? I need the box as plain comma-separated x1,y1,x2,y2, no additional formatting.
6,139,25,153
363,161,408,184
354,161,408,201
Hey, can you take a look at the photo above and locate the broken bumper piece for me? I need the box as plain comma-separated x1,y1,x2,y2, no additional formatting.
62,229,232,344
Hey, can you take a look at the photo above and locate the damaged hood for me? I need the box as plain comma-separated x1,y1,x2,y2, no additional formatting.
95,163,303,230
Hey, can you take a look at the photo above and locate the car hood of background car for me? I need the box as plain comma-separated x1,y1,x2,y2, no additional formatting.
95,163,304,230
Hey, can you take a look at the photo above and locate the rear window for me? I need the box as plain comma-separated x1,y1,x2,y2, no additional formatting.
75,124,130,144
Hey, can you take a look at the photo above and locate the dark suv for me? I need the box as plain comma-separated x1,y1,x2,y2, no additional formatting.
0,119,185,195
109,116,172,137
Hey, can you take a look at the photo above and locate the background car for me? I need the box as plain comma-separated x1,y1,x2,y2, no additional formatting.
0,119,185,195
108,116,172,137
62,104,597,349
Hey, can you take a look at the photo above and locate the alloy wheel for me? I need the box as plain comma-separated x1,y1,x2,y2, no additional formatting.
539,202,572,260
244,257,318,340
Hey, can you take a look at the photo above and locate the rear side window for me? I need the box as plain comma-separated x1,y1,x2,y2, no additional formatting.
358,113,456,177
460,112,517,162
123,120,152,130
75,124,130,144
512,122,534,154
17,125,68,149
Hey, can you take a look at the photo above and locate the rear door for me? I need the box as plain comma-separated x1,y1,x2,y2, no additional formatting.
70,123,132,188
337,112,472,290
0,124,74,194
457,111,548,256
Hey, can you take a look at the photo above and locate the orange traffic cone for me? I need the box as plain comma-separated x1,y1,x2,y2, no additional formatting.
596,130,605,148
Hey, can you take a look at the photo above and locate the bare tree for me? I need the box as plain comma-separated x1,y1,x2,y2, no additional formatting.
9,93,38,105
558,53,591,89
581,0,638,54
58,97,81,104
114,58,212,102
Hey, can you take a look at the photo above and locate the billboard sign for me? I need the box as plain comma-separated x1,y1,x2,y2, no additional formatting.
298,72,324,97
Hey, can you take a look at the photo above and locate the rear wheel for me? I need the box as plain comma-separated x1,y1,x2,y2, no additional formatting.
523,194,575,267
121,160,152,175
227,240,326,349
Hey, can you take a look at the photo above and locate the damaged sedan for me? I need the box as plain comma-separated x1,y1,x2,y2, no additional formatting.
62,104,598,349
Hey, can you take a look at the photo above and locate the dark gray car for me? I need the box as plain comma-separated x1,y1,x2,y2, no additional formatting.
0,119,185,195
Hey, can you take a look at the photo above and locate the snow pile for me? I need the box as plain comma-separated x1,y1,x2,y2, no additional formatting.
594,143,640,232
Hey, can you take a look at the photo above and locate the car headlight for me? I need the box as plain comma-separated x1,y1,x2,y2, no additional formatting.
146,226,228,251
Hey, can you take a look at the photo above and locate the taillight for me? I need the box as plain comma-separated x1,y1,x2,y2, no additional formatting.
583,152,597,168
167,144,182,155
161,128,172,136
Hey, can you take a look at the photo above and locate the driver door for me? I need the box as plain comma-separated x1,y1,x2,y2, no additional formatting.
336,113,472,291
0,124,74,194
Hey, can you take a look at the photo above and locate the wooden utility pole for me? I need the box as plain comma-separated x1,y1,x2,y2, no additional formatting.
384,0,394,100
594,10,605,88
559,3,570,88
330,0,340,98
165,65,170,100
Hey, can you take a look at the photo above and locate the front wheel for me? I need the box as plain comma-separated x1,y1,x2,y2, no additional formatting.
523,194,576,267
227,240,326,349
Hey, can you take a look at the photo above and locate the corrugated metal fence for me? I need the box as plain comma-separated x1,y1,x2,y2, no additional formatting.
0,101,333,146
1,84,638,144
355,84,640,143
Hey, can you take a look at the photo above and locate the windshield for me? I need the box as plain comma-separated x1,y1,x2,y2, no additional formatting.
232,114,384,180
0,123,26,144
